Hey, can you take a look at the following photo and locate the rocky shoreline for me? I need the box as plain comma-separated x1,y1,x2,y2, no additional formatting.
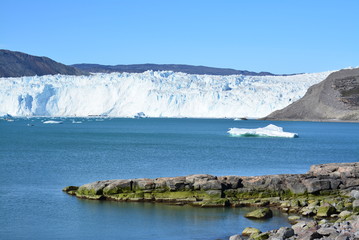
64,162,359,239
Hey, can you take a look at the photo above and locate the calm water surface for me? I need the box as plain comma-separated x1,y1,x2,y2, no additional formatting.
0,118,358,239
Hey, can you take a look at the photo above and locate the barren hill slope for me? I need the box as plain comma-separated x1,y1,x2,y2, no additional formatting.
264,68,359,121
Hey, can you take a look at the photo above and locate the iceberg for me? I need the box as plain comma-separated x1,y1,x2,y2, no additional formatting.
228,124,298,138
43,120,63,124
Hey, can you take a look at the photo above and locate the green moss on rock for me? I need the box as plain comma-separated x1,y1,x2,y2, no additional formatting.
245,208,273,219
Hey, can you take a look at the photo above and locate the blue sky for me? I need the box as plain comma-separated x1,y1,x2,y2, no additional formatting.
1,0,358,74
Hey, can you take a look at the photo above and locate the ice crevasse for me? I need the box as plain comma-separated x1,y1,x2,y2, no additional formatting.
0,70,333,118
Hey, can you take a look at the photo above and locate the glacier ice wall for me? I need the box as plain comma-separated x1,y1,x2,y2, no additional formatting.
0,70,333,118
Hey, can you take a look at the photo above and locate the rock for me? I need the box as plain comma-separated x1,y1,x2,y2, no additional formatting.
307,231,323,239
335,232,352,240
62,186,79,192
249,232,269,240
302,179,331,193
245,208,273,219
288,215,301,222
317,227,338,237
286,179,307,194
193,179,222,191
242,227,261,236
132,178,155,190
218,176,242,189
316,206,336,217
353,200,359,213
275,227,294,238
229,234,244,240
103,179,132,194
77,180,113,196
354,231,359,240
351,190,359,200
338,210,352,219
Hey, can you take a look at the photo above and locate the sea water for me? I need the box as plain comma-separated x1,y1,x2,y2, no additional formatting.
0,118,358,239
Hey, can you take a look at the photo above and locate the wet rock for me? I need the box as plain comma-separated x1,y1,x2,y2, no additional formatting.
245,208,273,219
242,227,261,236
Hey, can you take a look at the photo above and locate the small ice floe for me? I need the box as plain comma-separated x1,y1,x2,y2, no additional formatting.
228,124,298,138
43,120,63,124
72,120,82,124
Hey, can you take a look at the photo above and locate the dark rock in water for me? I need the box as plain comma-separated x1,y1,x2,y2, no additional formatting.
0,49,86,77
263,68,359,121
245,208,273,219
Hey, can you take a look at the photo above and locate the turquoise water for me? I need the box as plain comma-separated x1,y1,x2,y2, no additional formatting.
0,118,358,239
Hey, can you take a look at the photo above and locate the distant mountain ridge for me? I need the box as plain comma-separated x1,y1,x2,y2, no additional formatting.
0,50,85,77
72,63,276,76
264,68,359,121
0,49,279,78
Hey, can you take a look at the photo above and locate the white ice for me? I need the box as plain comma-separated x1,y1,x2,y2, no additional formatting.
228,124,298,138
43,120,63,124
0,70,333,118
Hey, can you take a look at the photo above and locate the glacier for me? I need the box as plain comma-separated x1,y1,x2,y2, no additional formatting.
0,70,333,118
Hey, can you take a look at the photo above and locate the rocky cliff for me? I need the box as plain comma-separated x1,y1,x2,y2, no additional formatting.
264,68,359,121
0,50,86,77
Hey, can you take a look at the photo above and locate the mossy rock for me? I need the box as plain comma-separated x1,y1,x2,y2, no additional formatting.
200,199,229,207
62,186,79,192
249,232,269,240
288,215,301,222
75,193,104,200
316,206,336,217
242,227,261,236
245,208,273,219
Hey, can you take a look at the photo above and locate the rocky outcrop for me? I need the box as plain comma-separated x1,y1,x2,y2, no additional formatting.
64,162,359,240
0,49,86,77
64,162,359,207
229,215,359,240
264,68,359,121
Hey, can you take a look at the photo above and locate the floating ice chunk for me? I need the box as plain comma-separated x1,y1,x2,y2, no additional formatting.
43,120,63,124
228,124,298,138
